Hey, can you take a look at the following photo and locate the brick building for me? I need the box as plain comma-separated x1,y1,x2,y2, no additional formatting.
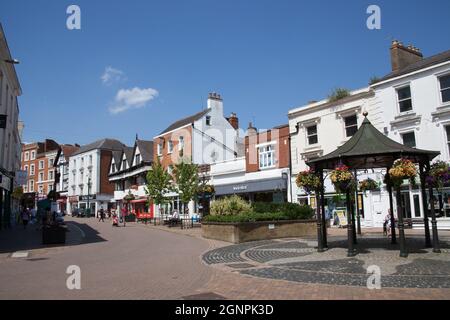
21,139,59,204
209,123,292,203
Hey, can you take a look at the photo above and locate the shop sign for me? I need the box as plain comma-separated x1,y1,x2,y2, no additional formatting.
232,184,248,191
69,196,79,203
0,175,11,191
268,224,275,230
16,170,28,186
79,195,96,201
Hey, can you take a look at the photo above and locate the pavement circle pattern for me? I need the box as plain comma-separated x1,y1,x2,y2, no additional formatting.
202,237,450,289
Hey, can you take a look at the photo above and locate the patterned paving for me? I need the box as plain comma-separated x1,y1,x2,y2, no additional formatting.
202,236,450,289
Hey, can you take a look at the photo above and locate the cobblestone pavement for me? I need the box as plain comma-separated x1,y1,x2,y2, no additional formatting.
2,218,450,300
202,234,450,290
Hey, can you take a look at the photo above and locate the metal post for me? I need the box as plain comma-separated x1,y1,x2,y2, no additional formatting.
315,193,324,252
386,170,397,244
354,170,361,235
346,190,356,257
428,184,441,253
395,187,408,257
320,170,327,248
351,196,357,244
419,163,431,247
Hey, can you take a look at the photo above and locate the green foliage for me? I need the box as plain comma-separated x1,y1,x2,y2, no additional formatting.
369,76,381,85
173,159,199,212
210,195,252,216
328,88,350,103
145,157,173,206
207,198,314,222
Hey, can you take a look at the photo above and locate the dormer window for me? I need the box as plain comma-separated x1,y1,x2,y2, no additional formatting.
135,154,141,165
206,116,211,126
397,86,413,113
122,159,127,170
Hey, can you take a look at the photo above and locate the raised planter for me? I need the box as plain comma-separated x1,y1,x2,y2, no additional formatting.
42,225,67,245
202,220,316,244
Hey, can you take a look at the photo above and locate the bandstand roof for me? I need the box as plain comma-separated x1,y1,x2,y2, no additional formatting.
307,113,440,170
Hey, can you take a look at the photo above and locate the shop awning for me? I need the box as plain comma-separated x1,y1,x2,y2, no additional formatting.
214,177,287,196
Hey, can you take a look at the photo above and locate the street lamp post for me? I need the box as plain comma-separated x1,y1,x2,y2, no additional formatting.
87,177,91,218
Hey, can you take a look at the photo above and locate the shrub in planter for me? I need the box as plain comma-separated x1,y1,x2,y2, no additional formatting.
210,195,252,216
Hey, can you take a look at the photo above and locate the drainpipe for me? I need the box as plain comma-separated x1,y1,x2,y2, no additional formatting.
287,123,298,203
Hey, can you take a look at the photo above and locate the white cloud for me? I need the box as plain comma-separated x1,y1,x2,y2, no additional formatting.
109,87,159,114
101,66,125,85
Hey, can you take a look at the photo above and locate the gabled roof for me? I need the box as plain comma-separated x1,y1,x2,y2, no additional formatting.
122,146,134,167
72,138,126,156
111,150,122,171
375,49,450,84
307,114,440,170
135,139,153,162
158,109,210,136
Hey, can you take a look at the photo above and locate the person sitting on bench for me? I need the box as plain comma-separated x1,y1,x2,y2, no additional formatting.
169,210,180,227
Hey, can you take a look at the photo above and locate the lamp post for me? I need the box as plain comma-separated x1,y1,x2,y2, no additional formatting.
87,177,91,218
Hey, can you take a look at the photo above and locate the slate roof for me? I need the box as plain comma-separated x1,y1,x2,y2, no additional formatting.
307,115,440,170
136,140,153,162
123,146,134,167
111,150,123,171
375,49,450,83
72,138,126,156
158,109,210,136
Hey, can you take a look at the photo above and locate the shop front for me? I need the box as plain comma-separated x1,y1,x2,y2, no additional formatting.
130,198,154,219
215,177,288,203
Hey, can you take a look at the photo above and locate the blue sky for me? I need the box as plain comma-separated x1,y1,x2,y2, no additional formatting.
1,0,450,146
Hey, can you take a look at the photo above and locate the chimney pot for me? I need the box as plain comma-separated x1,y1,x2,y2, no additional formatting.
390,40,423,72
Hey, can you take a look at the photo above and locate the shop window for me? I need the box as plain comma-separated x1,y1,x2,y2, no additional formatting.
344,115,358,137
259,144,275,169
397,86,413,113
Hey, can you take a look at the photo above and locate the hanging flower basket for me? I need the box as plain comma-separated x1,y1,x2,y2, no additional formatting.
426,160,450,190
359,178,380,194
199,184,215,195
330,164,355,193
387,158,417,188
123,192,135,202
296,170,321,194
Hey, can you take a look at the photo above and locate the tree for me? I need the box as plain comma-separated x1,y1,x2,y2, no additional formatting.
145,157,173,216
173,159,199,215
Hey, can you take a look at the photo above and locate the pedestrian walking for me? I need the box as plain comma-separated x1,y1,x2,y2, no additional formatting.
21,209,30,229
99,208,105,222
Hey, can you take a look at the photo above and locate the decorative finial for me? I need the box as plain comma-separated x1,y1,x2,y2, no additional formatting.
363,111,369,117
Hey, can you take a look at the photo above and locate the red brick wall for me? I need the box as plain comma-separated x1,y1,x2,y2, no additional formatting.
154,126,193,169
100,150,114,195
245,125,290,173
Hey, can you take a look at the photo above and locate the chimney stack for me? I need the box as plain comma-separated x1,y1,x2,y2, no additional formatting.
390,40,423,72
227,112,239,130
207,92,223,116
247,122,257,136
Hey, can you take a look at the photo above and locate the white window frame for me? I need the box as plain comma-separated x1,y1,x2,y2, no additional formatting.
30,164,35,176
29,180,34,192
24,151,29,161
31,151,36,160
168,140,173,154
258,144,276,170
395,84,414,114
38,172,44,182
206,116,211,126
39,160,44,170
344,114,358,138
49,170,54,180
306,124,318,146
157,142,163,156
401,131,416,148
438,73,450,106
179,136,184,151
